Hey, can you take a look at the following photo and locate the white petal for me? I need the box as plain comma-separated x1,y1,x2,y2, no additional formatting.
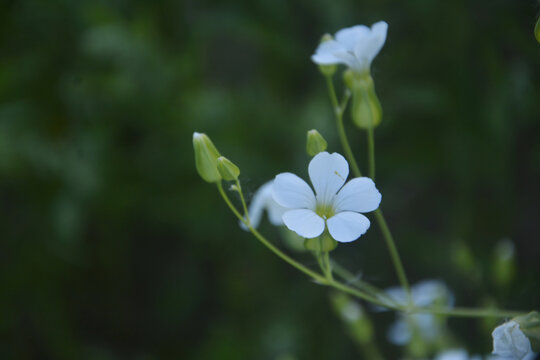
492,321,533,359
272,173,316,209
241,182,273,230
333,177,381,213
327,211,370,242
311,40,347,64
282,209,325,238
354,21,388,66
308,152,349,206
266,197,288,226
335,25,370,50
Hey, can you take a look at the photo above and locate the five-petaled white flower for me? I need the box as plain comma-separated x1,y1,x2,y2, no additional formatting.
311,22,388,74
492,321,534,360
272,152,381,242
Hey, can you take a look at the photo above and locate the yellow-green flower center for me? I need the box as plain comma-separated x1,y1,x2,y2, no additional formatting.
315,203,335,220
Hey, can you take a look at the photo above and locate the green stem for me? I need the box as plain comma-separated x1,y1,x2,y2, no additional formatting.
366,125,375,180
374,209,411,300
217,182,326,282
217,182,524,319
325,75,362,177
413,306,523,318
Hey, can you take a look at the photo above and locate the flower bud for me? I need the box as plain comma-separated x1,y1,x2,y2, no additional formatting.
330,292,374,345
492,238,516,287
306,129,328,156
317,34,337,77
193,132,221,183
349,73,382,129
217,156,240,181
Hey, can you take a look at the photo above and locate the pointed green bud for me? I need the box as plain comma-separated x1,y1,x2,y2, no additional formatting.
347,73,382,129
317,34,337,77
513,311,540,351
306,129,328,156
217,156,240,181
492,238,516,287
330,292,374,345
535,16,540,44
193,132,221,183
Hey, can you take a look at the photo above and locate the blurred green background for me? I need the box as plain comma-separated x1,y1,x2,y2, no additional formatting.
0,0,539,359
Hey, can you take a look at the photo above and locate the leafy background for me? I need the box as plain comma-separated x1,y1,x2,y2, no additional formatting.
0,0,539,359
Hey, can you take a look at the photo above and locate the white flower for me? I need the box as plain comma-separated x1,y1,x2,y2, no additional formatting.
272,152,381,242
311,22,388,73
241,181,287,230
492,321,533,360
381,280,454,345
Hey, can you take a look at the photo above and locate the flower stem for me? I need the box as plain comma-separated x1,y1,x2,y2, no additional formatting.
217,182,326,282
374,209,411,301
325,75,362,177
366,125,375,180
413,306,523,318
217,182,524,319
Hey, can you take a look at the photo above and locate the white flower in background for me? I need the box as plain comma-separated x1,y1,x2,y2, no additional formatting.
311,22,388,74
434,348,482,360
492,321,533,360
272,152,381,242
381,280,454,345
241,181,287,230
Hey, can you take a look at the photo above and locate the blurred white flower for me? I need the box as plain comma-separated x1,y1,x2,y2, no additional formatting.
492,321,533,360
272,152,381,242
434,349,476,360
381,280,454,345
241,181,287,230
311,22,388,74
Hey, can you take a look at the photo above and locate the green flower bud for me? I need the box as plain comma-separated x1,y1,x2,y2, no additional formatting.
348,73,382,129
306,129,328,156
330,292,374,345
193,132,221,183
535,16,540,44
317,34,337,77
304,232,337,252
492,238,516,287
217,156,240,181
513,311,540,351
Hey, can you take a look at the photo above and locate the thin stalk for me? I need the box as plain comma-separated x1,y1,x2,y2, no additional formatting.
217,182,326,282
325,75,362,177
374,209,411,300
366,125,375,180
413,306,523,319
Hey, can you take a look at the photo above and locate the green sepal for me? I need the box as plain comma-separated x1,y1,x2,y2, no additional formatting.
350,74,382,129
304,233,337,252
217,156,240,181
513,311,540,351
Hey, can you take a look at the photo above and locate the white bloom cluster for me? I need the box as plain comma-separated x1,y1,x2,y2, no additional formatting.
381,280,454,345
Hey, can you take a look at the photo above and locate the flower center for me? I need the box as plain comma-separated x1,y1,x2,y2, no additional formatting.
315,202,335,220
